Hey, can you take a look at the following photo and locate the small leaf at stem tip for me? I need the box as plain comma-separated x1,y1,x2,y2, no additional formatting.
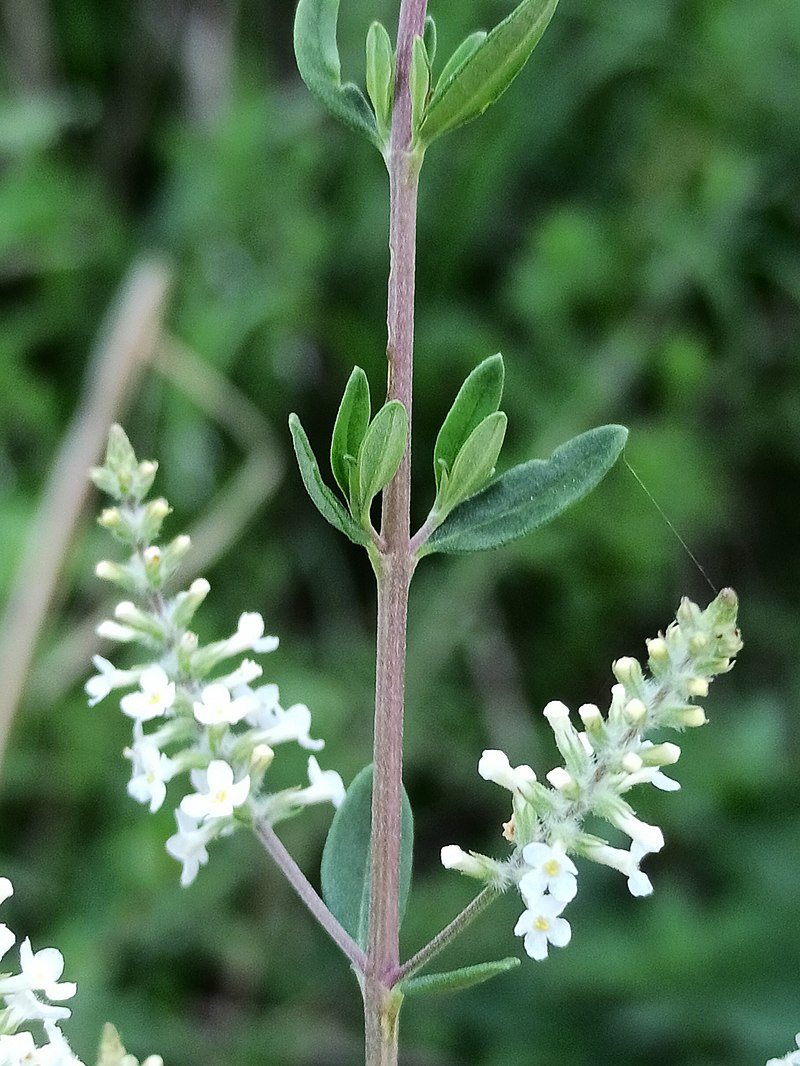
356,401,408,522
434,354,505,491
288,413,370,546
423,424,628,555
419,0,560,146
320,765,414,949
410,35,431,138
331,366,371,497
294,0,381,148
365,21,395,140
437,411,507,514
401,957,521,996
423,15,437,67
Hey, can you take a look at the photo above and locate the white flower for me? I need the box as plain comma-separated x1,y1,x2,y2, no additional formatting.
85,656,140,707
2,988,72,1025
766,1035,800,1066
295,757,345,809
120,666,175,721
218,658,263,689
611,809,665,854
180,760,250,821
478,749,536,793
581,840,654,897
165,810,214,886
126,737,177,813
0,923,15,962
192,683,258,727
513,895,572,960
519,842,578,904
10,939,76,1001
440,845,494,880
231,613,279,655
258,703,324,751
0,876,13,905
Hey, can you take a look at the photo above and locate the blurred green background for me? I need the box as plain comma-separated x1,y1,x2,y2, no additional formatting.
1,0,798,1063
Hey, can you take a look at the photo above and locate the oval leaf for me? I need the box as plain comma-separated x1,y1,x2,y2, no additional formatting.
357,401,408,519
321,765,414,949
434,354,505,490
294,0,380,147
420,0,559,146
289,413,370,546
331,366,371,497
366,22,395,139
423,424,628,555
401,957,521,996
439,411,507,513
434,31,486,96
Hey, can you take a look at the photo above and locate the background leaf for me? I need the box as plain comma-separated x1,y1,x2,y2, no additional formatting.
320,764,414,948
425,424,627,554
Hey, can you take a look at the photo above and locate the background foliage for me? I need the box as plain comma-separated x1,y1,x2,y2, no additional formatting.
1,0,798,1063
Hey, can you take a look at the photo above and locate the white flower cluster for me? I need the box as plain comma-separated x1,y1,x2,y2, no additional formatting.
88,427,345,886
0,876,85,1065
441,590,742,961
767,1035,800,1066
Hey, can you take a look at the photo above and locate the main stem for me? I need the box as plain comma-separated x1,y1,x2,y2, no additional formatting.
363,0,427,1062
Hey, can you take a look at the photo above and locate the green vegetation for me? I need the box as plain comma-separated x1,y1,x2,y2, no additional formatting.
0,1,798,1063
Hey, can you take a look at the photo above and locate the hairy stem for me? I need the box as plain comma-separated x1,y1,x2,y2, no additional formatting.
363,0,428,1062
254,818,367,972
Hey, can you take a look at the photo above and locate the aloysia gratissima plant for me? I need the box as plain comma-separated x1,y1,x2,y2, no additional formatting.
8,0,796,1063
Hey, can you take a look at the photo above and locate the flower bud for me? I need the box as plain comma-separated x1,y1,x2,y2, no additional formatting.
686,677,709,698
250,744,275,774
640,741,681,766
578,703,603,734
621,752,643,773
440,845,497,881
613,656,645,692
478,750,537,794
623,698,647,724
546,767,574,792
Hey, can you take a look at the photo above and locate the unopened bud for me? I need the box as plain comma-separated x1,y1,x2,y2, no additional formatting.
440,845,494,880
546,767,574,792
621,752,643,773
578,703,603,732
675,705,707,728
98,507,125,533
613,656,644,689
646,637,669,661
640,742,681,766
686,677,709,698
250,744,275,774
623,698,647,724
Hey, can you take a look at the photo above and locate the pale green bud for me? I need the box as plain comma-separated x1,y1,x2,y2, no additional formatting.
171,578,211,629
140,497,171,542
640,742,681,766
578,703,603,734
95,559,139,592
686,677,709,698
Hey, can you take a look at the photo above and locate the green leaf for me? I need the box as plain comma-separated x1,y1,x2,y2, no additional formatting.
401,957,521,996
434,354,505,490
410,36,431,138
356,401,408,520
434,31,486,94
366,22,394,140
288,413,370,546
331,366,371,497
424,424,628,555
321,765,414,949
294,0,381,147
438,411,507,513
419,0,559,146
423,15,437,67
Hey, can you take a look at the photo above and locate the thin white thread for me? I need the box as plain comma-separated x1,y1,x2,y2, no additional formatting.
623,457,718,594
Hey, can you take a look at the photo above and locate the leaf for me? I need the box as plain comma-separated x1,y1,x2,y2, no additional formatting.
423,15,437,67
289,413,370,546
401,957,521,996
410,35,431,138
424,424,628,555
294,0,381,147
419,0,560,146
365,22,395,140
330,366,371,497
438,411,507,513
434,31,486,95
321,765,414,949
356,401,408,519
434,354,505,490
